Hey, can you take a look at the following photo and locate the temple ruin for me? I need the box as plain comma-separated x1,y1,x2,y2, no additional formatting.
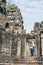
0,0,43,65
0,0,26,63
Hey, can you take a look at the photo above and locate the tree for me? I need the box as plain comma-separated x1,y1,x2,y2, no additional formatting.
6,3,11,11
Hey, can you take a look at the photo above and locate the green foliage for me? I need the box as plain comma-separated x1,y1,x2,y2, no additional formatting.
6,2,11,11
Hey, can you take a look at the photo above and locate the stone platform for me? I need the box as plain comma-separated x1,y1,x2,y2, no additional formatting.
0,60,43,65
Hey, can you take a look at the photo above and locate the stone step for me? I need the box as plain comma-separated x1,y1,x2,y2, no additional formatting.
0,61,43,65
27,56,36,61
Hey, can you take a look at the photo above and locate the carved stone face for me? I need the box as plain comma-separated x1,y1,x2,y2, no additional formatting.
15,19,20,24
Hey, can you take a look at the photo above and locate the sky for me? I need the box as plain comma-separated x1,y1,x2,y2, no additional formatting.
7,0,43,33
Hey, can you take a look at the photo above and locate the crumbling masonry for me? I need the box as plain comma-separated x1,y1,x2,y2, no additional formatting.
0,0,43,65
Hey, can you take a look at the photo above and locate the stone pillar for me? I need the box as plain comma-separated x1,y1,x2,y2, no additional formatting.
23,36,26,59
21,36,26,60
11,36,17,57
37,34,41,58
17,38,21,57
10,39,12,57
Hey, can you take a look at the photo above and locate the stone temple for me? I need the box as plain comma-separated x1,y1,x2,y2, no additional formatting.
0,0,43,65
0,0,26,63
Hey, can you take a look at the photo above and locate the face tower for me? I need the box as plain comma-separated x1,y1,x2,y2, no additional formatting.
6,4,24,33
